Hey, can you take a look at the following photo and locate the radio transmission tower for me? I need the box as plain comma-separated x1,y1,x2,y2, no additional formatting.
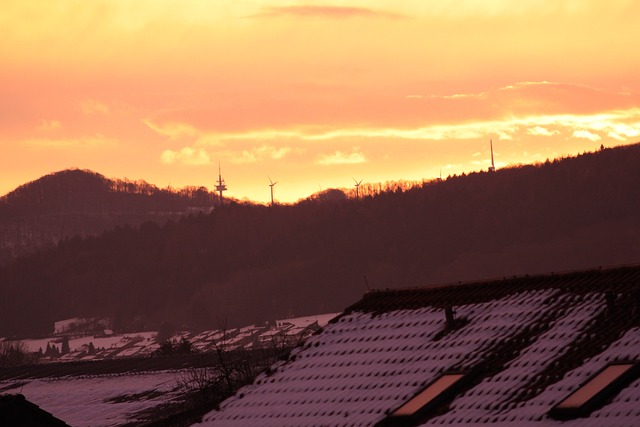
489,139,496,172
215,163,228,206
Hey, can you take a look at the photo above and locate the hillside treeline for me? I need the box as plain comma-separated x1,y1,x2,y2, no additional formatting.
1,144,639,337
0,169,216,266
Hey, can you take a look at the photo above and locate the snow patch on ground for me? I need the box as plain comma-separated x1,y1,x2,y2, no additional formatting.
0,371,182,427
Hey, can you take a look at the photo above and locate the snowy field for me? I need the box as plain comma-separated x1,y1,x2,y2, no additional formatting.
0,370,182,426
0,312,341,425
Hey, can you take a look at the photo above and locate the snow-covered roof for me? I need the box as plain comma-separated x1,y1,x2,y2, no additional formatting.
197,265,640,426
275,313,340,329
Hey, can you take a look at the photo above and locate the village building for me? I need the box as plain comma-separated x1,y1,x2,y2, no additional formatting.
196,264,640,426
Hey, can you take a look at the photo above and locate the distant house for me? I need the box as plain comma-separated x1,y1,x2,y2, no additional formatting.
197,264,640,426
0,394,70,427
53,317,111,337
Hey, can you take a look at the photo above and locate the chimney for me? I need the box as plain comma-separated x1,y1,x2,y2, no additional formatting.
605,291,616,316
445,305,455,330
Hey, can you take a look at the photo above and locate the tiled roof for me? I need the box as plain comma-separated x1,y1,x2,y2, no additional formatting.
344,265,640,314
196,264,640,427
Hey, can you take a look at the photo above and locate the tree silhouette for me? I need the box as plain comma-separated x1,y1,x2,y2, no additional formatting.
61,336,70,355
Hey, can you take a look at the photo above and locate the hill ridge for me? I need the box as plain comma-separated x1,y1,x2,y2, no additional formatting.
1,143,639,337
0,168,218,266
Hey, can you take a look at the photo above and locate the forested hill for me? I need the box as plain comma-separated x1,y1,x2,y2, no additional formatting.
0,169,217,266
2,144,640,337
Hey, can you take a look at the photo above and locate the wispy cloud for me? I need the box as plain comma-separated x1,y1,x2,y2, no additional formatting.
37,119,62,131
257,5,404,20
227,145,293,164
141,82,640,138
427,92,488,100
147,107,640,148
23,134,116,149
303,123,505,141
80,99,110,115
572,130,601,141
608,132,626,141
143,119,200,140
317,149,366,165
161,147,211,165
608,122,640,138
527,126,558,136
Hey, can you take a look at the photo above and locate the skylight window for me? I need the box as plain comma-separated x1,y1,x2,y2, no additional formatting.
549,362,640,420
376,373,466,426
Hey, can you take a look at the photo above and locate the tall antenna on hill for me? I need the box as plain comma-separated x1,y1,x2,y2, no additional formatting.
489,139,496,172
353,178,363,199
268,177,278,206
215,163,228,206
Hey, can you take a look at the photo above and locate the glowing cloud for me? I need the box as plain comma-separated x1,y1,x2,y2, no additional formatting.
317,149,366,165
23,135,117,149
227,145,293,164
37,120,62,131
572,130,602,141
527,126,558,136
144,120,200,140
258,5,403,20
80,100,110,116
161,147,210,165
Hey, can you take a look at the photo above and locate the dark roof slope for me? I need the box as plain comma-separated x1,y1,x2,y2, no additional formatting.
0,394,70,427
198,264,640,427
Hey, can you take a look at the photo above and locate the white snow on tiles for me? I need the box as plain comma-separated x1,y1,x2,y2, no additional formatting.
197,290,547,426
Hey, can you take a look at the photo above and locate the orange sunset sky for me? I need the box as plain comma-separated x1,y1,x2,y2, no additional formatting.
1,0,639,203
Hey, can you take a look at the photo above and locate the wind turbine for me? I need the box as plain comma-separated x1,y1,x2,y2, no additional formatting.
268,177,278,206
353,178,363,200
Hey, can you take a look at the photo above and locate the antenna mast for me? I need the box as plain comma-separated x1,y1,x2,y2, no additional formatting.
215,163,228,206
489,139,496,172
268,177,278,206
